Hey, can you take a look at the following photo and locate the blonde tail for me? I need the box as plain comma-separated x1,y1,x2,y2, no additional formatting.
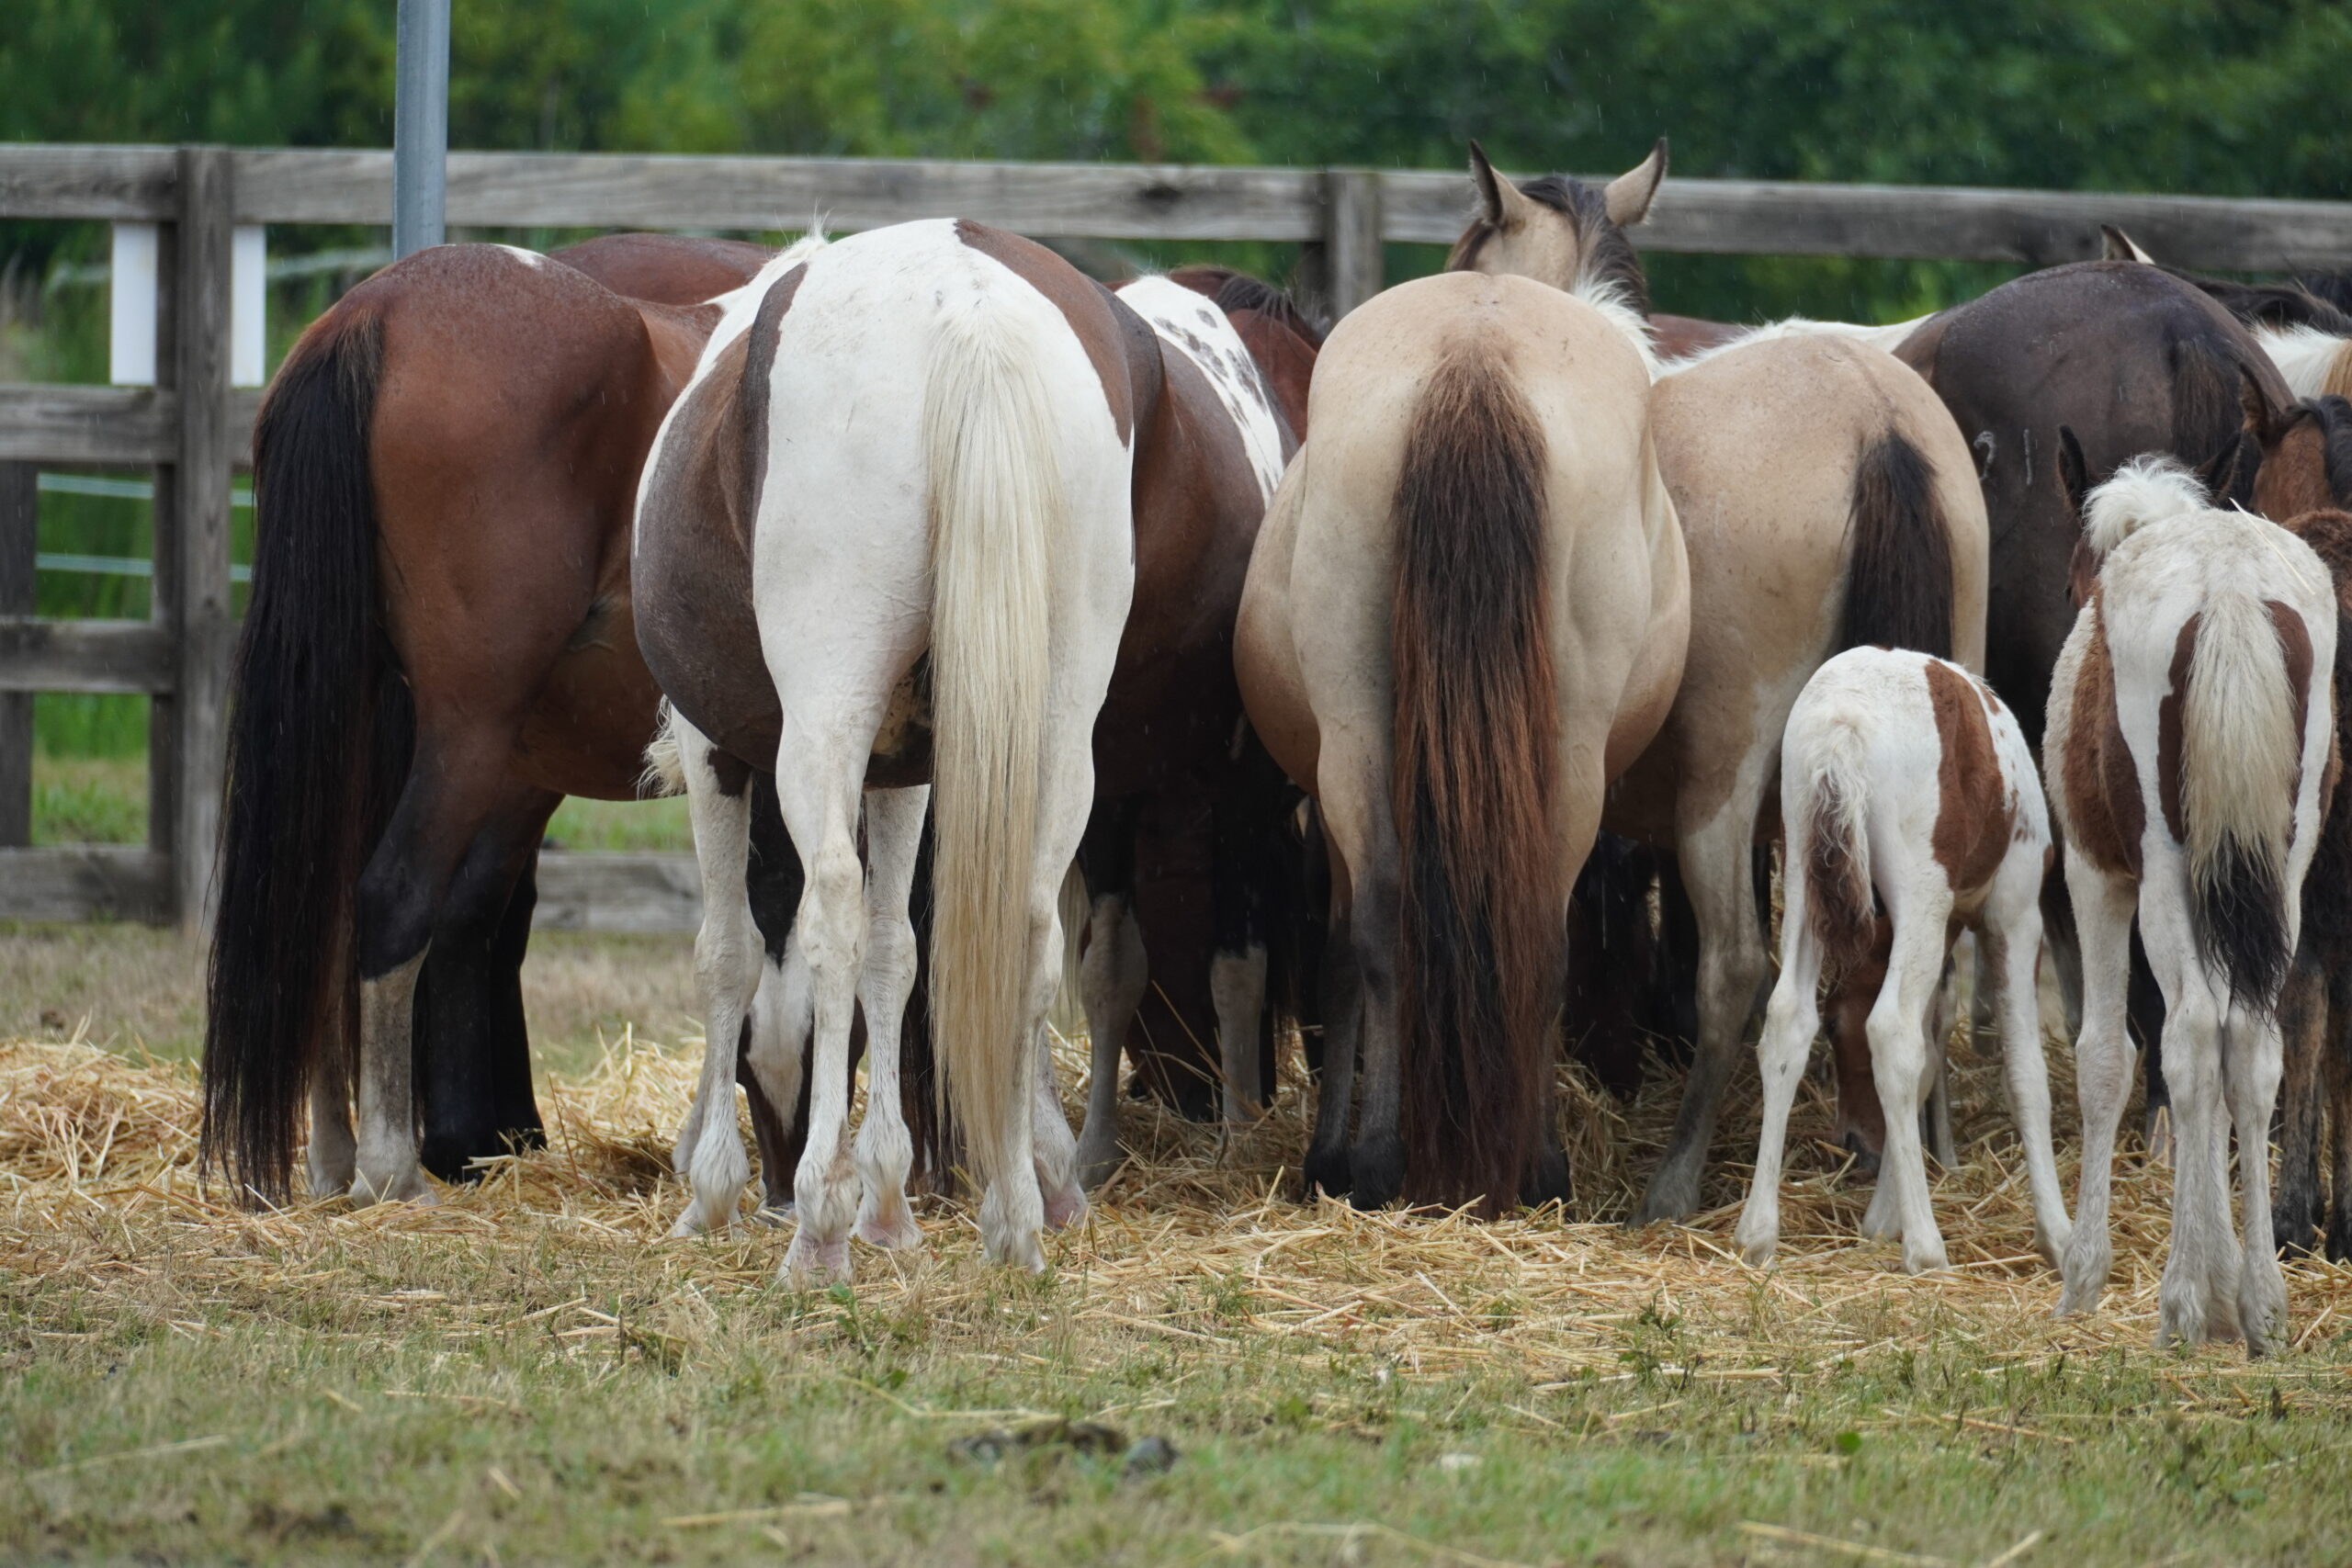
923,290,1066,1192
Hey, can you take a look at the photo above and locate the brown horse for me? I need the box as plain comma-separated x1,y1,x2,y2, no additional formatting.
1238,144,1690,1213
202,234,791,1203
1442,143,1990,1223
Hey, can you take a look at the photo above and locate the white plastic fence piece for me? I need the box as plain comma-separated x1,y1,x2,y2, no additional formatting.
107,221,159,387
232,226,266,387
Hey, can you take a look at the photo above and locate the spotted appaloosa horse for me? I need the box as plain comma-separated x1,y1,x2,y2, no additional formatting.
1442,142,1990,1222
201,232,828,1208
1238,143,1690,1213
1736,648,2068,1273
2046,450,2334,1351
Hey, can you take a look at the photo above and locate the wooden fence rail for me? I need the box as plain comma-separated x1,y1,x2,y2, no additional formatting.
6,141,2351,928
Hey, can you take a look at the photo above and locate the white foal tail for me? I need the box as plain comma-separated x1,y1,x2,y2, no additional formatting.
1801,715,1874,968
2081,457,2209,558
2182,588,2301,999
923,286,1067,1231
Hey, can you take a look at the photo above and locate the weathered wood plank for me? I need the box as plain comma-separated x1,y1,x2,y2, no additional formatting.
235,149,1327,239
1325,170,1385,320
0,387,260,468
0,464,32,847
0,618,175,693
1381,170,2352,271
163,147,237,930
0,143,179,220
532,852,702,933
0,847,172,921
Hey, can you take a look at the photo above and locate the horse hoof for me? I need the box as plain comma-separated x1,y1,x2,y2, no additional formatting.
781,1233,852,1285
1630,1171,1700,1228
1348,1134,1405,1211
348,1166,434,1206
1075,1136,1123,1193
1302,1145,1351,1201
1041,1182,1090,1232
854,1203,924,1250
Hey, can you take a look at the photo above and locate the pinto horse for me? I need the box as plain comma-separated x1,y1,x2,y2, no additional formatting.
637,220,1162,1278
201,233,824,1205
1238,146,1690,1213
2047,451,2334,1351
1441,143,1990,1223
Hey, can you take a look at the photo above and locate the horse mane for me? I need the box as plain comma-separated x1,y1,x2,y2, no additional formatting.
2298,273,2352,316
1165,264,1329,346
2162,267,2352,336
1656,312,1934,375
2083,455,2210,558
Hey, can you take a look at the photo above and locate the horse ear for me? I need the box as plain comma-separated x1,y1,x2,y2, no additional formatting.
1603,138,1668,227
2099,225,2154,265
1468,141,1524,228
2057,425,2091,521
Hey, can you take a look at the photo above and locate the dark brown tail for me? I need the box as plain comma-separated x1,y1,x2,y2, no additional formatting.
2172,333,2255,472
1391,353,1563,1213
1838,429,1954,659
201,308,409,1202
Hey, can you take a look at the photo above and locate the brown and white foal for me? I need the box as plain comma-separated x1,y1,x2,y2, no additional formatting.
1736,648,2067,1273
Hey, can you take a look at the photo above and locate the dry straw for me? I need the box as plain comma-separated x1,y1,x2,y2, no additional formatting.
6,1013,2351,1374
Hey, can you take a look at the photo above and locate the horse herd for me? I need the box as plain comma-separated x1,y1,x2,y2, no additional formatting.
194,141,2352,1354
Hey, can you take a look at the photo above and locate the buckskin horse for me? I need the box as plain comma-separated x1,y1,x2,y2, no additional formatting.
1438,143,1989,1224
1238,143,1691,1214
201,232,831,1206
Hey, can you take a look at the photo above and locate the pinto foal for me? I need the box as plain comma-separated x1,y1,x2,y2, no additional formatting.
1736,649,2068,1273
2047,450,2335,1350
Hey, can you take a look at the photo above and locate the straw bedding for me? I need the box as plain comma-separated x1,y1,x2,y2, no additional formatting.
6,1016,2352,1371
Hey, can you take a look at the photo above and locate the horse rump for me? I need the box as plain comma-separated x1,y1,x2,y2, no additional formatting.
1389,352,1563,1213
202,308,408,1202
1838,429,1954,660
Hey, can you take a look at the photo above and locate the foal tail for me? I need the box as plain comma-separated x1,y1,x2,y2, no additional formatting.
1390,352,1563,1213
922,288,1067,1196
202,307,410,1201
1801,716,1878,977
1838,429,1955,660
2179,592,2304,1011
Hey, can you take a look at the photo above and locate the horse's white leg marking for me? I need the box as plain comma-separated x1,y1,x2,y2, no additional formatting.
2056,853,2139,1317
852,784,928,1252
1736,864,1826,1267
1033,1018,1089,1231
1984,901,2072,1269
2154,957,2236,1346
1073,893,1147,1189
1923,974,1957,1169
744,942,808,1222
306,1041,356,1199
775,772,866,1285
1214,942,1270,1123
1636,781,1772,1224
351,953,433,1204
669,723,760,1239
2224,997,2290,1351
1871,889,1954,1273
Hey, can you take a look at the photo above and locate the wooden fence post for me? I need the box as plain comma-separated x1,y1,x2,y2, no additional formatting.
157,146,234,931
1324,169,1385,319
0,463,33,847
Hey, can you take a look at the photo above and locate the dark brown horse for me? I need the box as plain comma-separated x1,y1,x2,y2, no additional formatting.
202,234,794,1203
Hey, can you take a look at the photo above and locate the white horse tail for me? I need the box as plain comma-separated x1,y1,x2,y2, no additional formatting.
922,287,1067,1190
1802,712,1876,976
2180,590,2301,1010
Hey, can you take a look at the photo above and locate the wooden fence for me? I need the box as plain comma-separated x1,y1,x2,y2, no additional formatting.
6,141,2352,929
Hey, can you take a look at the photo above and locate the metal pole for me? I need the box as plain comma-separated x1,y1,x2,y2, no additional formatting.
392,0,450,257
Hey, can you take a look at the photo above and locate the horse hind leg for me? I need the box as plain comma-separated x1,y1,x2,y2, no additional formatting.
2327,962,2352,1263
853,785,930,1252
307,1033,357,1198
2274,951,2328,1256
1301,906,1361,1200
2056,854,2137,1319
669,728,761,1239
1073,800,1148,1189
2224,997,2290,1353
742,771,812,1221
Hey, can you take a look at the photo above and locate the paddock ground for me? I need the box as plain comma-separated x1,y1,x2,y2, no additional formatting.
6,922,2352,1566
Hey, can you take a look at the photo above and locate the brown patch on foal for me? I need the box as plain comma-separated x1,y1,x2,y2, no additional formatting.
2062,603,2145,876
2272,599,2317,799
1926,660,2014,890
2156,613,2201,844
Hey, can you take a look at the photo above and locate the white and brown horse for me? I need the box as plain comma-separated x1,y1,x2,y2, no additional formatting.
1736,648,2067,1273
1442,143,1989,1223
1238,145,1690,1213
2047,450,2335,1350
635,220,1147,1278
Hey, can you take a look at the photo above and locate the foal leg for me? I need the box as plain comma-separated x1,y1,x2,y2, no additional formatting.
853,785,929,1252
2223,997,2290,1353
1073,800,1148,1190
2273,949,2327,1257
1870,901,1953,1274
1735,880,1826,1268
775,765,870,1286
1032,1018,1090,1230
1984,901,2070,1267
2143,884,2238,1346
2057,854,2138,1318
670,734,761,1239
1635,784,1772,1224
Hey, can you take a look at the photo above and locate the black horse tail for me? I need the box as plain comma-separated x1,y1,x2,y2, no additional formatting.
1837,429,1955,660
202,307,410,1202
2171,333,2254,469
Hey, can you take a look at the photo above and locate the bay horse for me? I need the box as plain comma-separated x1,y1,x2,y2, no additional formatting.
2046,449,2334,1351
201,231,829,1205
1736,648,2068,1273
1441,143,1989,1224
636,220,1147,1279
1237,143,1690,1213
